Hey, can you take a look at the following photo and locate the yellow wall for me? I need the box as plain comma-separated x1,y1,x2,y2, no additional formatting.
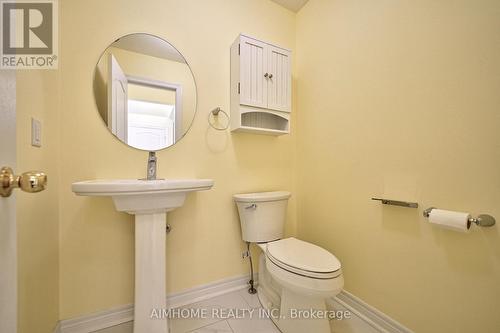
16,70,60,332
16,1,499,331
58,0,296,319
296,0,500,332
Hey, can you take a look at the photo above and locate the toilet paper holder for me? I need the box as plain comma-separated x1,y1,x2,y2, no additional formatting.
423,207,496,227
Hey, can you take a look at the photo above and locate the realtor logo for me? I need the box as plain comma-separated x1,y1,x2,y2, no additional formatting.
1,0,58,69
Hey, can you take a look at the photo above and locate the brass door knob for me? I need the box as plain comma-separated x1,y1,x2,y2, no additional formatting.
1,167,47,197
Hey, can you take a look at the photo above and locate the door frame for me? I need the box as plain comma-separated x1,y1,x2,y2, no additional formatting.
0,70,17,333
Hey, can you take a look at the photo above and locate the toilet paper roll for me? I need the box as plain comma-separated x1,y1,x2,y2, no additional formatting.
428,209,471,232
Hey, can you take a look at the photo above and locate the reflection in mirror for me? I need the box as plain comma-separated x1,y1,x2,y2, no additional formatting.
93,33,197,151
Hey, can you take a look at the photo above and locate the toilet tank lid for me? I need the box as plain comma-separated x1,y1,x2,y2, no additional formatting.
233,191,291,202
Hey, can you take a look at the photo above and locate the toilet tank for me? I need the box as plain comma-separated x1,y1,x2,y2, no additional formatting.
233,191,291,243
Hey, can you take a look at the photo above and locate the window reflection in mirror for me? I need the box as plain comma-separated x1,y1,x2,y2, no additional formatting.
93,33,197,151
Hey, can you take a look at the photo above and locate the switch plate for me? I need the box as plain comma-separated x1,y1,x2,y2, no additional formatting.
31,118,41,147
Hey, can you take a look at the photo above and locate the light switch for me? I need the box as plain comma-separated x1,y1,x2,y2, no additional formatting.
31,118,41,147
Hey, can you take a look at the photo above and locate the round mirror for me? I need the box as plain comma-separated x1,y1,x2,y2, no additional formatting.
93,33,197,151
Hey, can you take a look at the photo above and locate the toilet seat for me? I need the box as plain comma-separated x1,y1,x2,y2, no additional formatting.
266,238,342,279
264,244,344,297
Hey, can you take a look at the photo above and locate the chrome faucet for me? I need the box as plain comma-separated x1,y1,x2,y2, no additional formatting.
146,152,157,180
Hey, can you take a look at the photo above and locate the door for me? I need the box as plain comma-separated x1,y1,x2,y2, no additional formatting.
108,54,128,143
239,35,268,109
267,45,291,112
0,72,48,333
127,100,173,151
0,71,17,333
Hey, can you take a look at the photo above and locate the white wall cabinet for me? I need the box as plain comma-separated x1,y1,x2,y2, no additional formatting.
230,34,291,135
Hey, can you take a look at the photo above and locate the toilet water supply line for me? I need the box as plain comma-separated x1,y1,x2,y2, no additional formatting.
244,242,257,294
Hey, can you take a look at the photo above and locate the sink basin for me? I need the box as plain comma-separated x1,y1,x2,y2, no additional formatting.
71,178,214,333
72,179,214,214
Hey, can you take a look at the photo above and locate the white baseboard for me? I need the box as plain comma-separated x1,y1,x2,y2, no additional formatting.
57,275,250,333
333,290,413,333
167,274,250,309
56,275,411,333
58,304,133,333
53,322,61,333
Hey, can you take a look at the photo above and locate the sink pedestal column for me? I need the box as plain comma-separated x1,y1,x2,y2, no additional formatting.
133,213,168,333
71,179,215,333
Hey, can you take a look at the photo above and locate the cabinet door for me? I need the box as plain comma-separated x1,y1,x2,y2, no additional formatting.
267,46,291,112
239,36,268,109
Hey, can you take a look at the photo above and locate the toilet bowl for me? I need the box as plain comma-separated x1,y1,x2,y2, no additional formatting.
234,191,344,333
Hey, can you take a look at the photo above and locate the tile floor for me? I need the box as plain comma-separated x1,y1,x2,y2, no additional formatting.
94,288,379,333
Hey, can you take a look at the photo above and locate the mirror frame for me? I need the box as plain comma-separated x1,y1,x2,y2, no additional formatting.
92,32,198,152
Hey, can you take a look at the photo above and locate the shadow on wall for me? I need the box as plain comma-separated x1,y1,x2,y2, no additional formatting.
231,132,284,170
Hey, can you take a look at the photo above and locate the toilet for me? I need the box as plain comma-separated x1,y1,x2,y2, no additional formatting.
234,191,344,333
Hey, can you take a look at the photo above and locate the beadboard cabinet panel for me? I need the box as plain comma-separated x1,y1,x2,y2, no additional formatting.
230,34,292,135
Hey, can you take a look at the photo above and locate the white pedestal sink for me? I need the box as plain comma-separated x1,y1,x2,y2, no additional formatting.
72,179,214,333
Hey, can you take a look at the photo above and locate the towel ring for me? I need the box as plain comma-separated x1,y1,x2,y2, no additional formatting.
208,107,230,131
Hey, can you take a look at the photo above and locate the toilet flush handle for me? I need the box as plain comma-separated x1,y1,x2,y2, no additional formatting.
245,203,257,210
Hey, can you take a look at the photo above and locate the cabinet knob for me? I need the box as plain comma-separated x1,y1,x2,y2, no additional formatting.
269,74,273,79
264,73,269,78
